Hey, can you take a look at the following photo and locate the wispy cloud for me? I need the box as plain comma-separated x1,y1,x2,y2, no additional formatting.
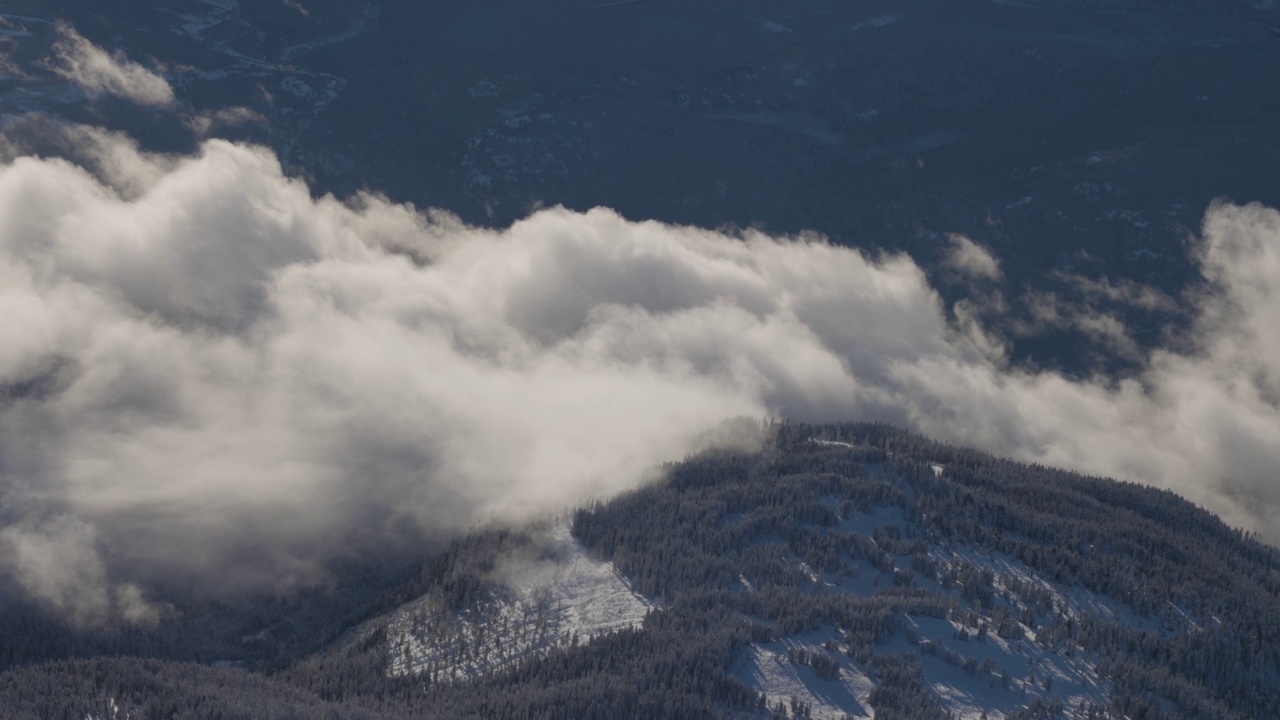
50,24,173,106
944,233,1002,280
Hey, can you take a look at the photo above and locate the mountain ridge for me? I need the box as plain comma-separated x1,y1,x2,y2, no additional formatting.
4,422,1275,719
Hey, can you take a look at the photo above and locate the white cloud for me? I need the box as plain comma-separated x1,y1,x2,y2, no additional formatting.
2,134,1280,624
50,24,174,107
186,106,266,136
0,518,161,628
1056,273,1178,312
944,233,1002,280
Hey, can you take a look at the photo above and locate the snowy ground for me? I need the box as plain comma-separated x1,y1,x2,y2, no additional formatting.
729,494,1112,720
733,612,1105,720
383,524,652,681
888,612,1107,720
733,632,875,720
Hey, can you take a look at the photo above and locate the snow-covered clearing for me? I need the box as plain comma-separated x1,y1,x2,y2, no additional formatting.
383,524,652,681
887,612,1107,720
729,499,1113,719
733,632,875,720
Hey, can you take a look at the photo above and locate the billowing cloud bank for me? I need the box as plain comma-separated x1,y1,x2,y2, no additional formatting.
1,135,1279,625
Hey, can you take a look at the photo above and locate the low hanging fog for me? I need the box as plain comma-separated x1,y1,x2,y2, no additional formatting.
2,125,1279,627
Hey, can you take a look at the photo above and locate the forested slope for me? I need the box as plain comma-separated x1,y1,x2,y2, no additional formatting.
2,423,1277,719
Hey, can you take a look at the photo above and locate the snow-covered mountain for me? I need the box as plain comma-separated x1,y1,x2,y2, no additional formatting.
2,423,1277,718
358,507,1117,719
206,423,1273,720
2,3,1280,719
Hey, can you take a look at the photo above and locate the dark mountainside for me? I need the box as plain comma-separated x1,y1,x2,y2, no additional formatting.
2,424,1277,719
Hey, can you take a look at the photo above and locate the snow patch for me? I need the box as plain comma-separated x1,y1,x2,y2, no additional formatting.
383,524,652,681
734,634,875,720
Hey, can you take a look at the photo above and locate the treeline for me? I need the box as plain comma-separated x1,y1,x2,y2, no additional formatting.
574,422,1280,719
3,421,1279,719
0,553,421,674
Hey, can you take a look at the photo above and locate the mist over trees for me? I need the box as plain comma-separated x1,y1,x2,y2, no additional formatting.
2,422,1277,719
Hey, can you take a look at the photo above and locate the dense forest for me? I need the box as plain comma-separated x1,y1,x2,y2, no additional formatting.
2,422,1277,719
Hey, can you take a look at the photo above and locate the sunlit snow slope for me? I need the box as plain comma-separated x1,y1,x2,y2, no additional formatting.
380,524,652,681
727,495,1110,720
